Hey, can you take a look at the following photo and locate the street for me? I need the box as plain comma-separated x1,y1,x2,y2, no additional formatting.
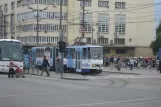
0,69,161,107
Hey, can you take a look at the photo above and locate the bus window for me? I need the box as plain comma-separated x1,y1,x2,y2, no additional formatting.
83,48,87,59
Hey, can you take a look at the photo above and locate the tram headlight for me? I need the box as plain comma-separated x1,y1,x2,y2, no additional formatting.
92,64,95,67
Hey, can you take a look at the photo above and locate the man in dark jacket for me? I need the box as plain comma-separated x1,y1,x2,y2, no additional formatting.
159,58,161,73
40,55,50,76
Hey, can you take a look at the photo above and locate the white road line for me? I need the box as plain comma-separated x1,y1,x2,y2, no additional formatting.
124,100,161,106
0,91,75,98
48,96,161,107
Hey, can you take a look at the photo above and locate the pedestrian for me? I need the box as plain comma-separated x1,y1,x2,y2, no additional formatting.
159,58,161,73
130,58,134,70
40,55,50,76
8,58,15,78
117,58,122,71
55,56,59,73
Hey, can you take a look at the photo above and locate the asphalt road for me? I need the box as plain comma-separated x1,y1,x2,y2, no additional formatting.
0,73,161,107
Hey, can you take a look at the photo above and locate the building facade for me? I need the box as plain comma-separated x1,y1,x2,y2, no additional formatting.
0,0,155,57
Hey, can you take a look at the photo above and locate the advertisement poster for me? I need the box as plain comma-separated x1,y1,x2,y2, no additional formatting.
24,54,30,69
45,47,51,65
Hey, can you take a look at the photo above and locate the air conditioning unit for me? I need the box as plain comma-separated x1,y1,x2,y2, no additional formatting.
53,3,57,7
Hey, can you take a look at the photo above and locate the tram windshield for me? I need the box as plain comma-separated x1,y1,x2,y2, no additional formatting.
91,47,103,60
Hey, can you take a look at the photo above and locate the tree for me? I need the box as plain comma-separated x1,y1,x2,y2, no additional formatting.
151,22,161,55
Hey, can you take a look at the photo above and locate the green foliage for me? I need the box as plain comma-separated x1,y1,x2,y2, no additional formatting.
151,22,161,55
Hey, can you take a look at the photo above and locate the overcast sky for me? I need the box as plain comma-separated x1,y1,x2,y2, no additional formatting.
155,0,161,27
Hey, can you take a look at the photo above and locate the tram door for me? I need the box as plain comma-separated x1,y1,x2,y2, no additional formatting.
76,48,82,72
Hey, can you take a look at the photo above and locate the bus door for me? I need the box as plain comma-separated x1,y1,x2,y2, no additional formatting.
76,48,82,72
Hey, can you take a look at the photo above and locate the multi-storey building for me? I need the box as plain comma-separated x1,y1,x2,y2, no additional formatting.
0,0,155,57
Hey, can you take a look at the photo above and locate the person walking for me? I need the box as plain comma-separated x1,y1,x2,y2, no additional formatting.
159,58,161,73
40,55,50,76
8,58,15,78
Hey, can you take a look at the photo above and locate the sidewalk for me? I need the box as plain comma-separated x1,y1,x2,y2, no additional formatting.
102,67,160,76
26,69,89,80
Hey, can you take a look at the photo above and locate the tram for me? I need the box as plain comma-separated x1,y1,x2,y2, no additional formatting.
64,45,103,74
30,46,59,71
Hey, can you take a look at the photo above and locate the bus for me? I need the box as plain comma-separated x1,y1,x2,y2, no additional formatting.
30,46,59,71
64,45,103,74
0,39,23,72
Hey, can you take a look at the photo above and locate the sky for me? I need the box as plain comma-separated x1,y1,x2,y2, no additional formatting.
155,0,161,28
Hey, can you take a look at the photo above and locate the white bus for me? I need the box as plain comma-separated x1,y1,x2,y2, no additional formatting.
0,39,23,73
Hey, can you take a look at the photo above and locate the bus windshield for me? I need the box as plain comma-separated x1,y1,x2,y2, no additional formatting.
91,47,103,60
0,41,23,61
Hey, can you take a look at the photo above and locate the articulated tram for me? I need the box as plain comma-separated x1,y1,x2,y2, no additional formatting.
64,45,103,74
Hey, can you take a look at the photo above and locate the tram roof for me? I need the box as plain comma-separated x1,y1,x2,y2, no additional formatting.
0,39,21,42
66,45,103,48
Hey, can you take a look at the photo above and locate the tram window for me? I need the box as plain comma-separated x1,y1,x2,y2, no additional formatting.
88,47,91,59
36,49,40,57
72,48,75,59
64,48,68,58
49,48,52,58
83,48,87,59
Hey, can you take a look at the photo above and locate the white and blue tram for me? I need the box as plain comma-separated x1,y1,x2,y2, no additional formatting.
64,45,103,74
31,46,59,71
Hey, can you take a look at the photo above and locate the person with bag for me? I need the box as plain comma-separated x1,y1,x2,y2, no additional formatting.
40,55,50,76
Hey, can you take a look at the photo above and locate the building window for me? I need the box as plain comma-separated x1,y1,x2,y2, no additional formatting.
80,13,92,32
34,0,68,6
115,15,126,35
116,49,126,54
114,38,125,45
80,0,91,7
17,11,68,21
98,14,109,33
115,2,126,9
103,48,110,54
98,1,109,8
98,38,108,45
0,5,3,11
11,2,15,10
4,4,8,13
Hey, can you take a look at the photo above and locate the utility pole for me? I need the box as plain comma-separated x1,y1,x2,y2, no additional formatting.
36,1,39,45
3,14,7,39
60,0,64,79
0,11,3,39
82,0,85,38
92,22,94,45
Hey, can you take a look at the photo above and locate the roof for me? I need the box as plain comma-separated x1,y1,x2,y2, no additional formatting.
0,39,21,42
67,45,103,48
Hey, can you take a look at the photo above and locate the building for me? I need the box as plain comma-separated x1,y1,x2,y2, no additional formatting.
0,0,155,57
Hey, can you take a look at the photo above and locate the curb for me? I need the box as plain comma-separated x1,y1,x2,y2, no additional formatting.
102,71,141,75
26,73,89,81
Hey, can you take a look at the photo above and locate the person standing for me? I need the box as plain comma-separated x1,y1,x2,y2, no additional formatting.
159,58,161,73
8,58,15,78
55,56,59,73
40,55,50,76
130,58,134,70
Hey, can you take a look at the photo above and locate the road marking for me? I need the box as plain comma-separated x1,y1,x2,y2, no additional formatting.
124,100,161,106
0,91,76,98
48,96,161,107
